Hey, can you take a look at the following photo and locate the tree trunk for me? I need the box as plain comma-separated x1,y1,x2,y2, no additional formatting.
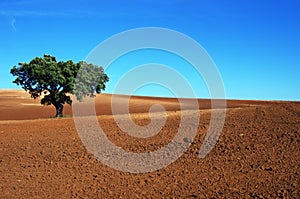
55,103,64,117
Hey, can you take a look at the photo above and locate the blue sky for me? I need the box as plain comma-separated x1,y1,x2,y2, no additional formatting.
0,0,299,100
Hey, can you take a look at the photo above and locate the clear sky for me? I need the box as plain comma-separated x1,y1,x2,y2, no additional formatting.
0,0,299,100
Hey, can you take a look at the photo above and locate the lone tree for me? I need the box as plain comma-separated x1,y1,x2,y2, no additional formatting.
10,54,109,117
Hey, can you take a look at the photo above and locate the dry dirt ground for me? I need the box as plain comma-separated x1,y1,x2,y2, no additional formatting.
0,90,299,198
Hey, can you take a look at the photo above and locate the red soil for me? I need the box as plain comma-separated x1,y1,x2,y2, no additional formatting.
0,90,299,198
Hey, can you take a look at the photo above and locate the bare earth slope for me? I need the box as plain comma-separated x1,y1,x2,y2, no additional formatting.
0,90,299,198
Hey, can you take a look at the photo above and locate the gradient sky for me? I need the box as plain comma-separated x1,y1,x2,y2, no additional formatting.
0,0,299,100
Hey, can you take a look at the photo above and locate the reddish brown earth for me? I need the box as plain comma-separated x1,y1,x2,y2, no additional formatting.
0,90,299,198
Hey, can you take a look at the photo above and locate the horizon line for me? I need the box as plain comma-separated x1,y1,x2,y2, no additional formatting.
0,89,299,102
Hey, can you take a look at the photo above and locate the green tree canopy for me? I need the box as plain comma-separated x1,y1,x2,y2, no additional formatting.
10,54,109,117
